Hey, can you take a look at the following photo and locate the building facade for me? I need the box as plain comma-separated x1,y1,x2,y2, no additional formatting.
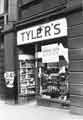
1,0,83,115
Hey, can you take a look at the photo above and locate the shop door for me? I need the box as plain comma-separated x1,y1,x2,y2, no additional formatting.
18,45,36,98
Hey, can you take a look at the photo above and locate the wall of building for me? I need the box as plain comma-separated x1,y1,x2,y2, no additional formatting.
0,15,6,100
16,0,83,114
18,0,66,19
65,0,83,115
68,9,83,114
3,0,18,103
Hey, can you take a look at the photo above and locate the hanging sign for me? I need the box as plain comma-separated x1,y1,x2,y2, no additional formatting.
4,72,15,88
59,43,69,63
42,43,69,63
17,18,67,45
42,43,59,63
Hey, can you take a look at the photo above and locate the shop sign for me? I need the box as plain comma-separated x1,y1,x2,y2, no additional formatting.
4,72,15,88
17,18,67,45
42,43,69,63
42,43,59,63
59,43,69,63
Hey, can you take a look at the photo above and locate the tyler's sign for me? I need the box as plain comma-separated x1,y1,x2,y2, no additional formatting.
17,18,67,45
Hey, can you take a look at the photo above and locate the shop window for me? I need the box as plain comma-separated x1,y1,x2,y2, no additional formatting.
37,40,70,105
0,0,8,14
0,35,4,49
0,0,4,14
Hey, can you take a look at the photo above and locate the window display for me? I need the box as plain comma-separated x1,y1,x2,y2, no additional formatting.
38,42,70,104
18,55,35,96
38,62,69,102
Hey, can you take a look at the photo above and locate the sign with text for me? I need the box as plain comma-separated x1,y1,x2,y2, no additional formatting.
42,43,69,63
4,72,15,88
17,18,67,45
42,44,59,63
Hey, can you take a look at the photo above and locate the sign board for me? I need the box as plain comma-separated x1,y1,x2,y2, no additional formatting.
42,44,59,63
4,72,15,88
17,18,67,45
59,43,69,63
18,54,34,60
42,43,69,63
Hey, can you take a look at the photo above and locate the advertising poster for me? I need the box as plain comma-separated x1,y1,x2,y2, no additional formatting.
42,43,59,63
4,72,15,88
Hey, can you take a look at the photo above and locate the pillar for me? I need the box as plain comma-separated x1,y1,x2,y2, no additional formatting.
3,0,18,104
3,23,17,104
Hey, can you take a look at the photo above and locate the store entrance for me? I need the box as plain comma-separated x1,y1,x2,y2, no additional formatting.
18,44,36,101
37,39,70,106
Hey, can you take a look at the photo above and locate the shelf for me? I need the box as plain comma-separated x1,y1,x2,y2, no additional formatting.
19,92,35,96
20,73,34,75
19,67,34,69
39,96,70,105
20,78,34,80
27,86,35,89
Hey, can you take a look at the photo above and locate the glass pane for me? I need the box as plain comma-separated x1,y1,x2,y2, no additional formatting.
0,0,4,14
37,42,70,103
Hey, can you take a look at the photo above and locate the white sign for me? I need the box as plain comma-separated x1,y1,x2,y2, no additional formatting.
17,18,67,45
42,43,69,63
4,72,15,88
18,54,34,60
59,43,69,63
42,44,59,63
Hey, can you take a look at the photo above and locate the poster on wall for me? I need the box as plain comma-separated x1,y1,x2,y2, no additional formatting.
4,72,15,88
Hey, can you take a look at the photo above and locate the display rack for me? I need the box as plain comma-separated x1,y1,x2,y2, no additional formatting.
18,54,35,96
38,62,70,105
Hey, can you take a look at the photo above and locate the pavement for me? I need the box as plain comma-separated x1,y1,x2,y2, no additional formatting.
0,100,83,120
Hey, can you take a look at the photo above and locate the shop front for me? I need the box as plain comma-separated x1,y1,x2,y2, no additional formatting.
17,17,70,106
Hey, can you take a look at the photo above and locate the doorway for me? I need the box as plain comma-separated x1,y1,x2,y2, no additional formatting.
18,44,36,103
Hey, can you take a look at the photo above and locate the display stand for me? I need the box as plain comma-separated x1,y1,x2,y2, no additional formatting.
18,54,36,104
